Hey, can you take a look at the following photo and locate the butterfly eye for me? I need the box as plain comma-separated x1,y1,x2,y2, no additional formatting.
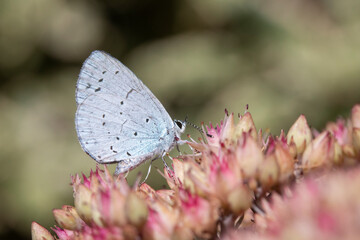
175,120,183,129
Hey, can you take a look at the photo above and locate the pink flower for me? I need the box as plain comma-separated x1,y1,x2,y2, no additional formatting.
351,104,360,129
253,167,360,240
53,205,84,230
179,190,218,238
266,135,295,182
142,199,179,240
287,115,312,154
31,222,55,240
48,166,146,239
302,131,335,171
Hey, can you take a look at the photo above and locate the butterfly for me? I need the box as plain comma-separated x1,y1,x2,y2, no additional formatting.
75,51,186,175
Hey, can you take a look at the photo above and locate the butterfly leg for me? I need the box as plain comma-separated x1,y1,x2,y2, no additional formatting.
175,139,188,154
175,141,182,154
161,152,171,170
176,139,188,145
161,152,175,179
141,160,153,184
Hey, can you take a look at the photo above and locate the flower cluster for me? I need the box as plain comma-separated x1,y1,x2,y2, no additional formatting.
32,104,360,239
32,167,218,240
223,166,360,240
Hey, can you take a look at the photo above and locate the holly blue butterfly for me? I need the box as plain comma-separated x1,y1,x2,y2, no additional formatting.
75,51,186,175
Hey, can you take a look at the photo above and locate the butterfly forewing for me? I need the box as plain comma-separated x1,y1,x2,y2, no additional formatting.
76,51,171,121
77,51,139,105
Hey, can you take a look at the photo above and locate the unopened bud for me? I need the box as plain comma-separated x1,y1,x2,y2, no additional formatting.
287,115,312,154
351,104,360,128
302,131,334,171
31,222,54,240
74,185,93,224
125,192,148,227
235,112,257,140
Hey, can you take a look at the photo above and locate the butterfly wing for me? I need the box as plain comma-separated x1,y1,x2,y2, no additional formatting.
75,51,175,172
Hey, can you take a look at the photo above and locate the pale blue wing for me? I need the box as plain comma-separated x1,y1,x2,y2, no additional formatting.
75,51,176,172
76,93,166,163
76,50,173,125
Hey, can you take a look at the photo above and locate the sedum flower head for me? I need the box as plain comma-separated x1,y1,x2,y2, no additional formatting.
32,104,360,239
249,167,360,240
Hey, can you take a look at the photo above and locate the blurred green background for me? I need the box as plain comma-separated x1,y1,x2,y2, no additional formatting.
1,0,360,239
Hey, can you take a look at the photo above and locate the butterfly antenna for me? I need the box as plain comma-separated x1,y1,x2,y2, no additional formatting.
185,116,213,138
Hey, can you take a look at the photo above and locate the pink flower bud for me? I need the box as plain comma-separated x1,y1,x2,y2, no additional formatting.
259,153,280,189
326,119,350,146
180,190,218,238
166,158,185,189
51,226,73,240
181,159,208,197
342,144,356,158
227,184,253,214
352,128,360,155
53,206,81,230
108,190,127,226
332,141,343,165
31,222,54,240
351,104,360,128
74,184,93,224
302,131,334,171
287,115,312,154
125,192,148,228
221,112,235,145
235,112,257,140
138,183,157,200
274,141,295,181
156,189,175,205
143,202,178,240
236,135,264,178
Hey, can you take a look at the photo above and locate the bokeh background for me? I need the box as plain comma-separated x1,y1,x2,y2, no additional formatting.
1,0,360,239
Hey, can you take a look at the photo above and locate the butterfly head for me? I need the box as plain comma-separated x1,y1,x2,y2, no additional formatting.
174,119,186,137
